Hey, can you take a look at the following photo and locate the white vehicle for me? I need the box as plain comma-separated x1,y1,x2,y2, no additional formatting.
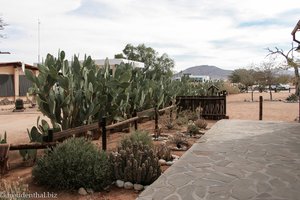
277,84,290,90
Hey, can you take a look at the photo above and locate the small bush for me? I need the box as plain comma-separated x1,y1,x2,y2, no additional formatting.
155,143,172,161
168,132,189,148
176,116,189,126
286,94,299,102
187,124,200,136
120,130,153,148
194,119,208,129
32,137,111,191
0,179,29,200
220,82,240,94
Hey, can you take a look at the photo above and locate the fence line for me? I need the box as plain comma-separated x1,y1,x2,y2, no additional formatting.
7,105,175,151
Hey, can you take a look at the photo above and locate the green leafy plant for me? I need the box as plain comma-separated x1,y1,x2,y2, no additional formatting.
0,132,7,144
32,137,111,191
19,117,49,162
120,131,153,148
110,140,161,185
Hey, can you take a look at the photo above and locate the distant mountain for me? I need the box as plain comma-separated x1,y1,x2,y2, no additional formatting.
175,65,233,80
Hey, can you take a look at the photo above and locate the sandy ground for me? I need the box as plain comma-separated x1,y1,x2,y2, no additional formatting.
227,90,299,122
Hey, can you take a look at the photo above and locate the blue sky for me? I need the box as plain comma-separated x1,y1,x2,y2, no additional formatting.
0,0,299,71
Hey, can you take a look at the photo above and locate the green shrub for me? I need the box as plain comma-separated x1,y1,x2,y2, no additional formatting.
187,124,200,136
286,94,299,102
120,130,153,148
111,139,161,185
32,137,111,191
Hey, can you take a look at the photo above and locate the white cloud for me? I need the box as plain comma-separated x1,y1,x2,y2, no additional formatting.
0,0,299,71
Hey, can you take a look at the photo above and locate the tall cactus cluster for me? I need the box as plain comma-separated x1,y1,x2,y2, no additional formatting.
110,141,161,185
25,51,135,131
25,50,225,136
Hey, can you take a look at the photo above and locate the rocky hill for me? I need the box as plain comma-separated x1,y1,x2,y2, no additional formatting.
176,65,232,80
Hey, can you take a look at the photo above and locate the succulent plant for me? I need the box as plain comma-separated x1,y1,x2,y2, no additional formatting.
187,124,200,136
194,119,208,130
110,140,161,185
168,132,189,149
155,143,172,161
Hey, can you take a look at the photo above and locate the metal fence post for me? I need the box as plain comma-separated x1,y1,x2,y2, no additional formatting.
259,96,263,120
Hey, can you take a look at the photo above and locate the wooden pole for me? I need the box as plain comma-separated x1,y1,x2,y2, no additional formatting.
48,129,53,142
298,95,300,123
154,105,159,138
133,109,138,130
259,96,263,120
101,116,107,151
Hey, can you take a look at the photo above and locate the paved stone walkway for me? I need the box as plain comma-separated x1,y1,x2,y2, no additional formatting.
137,120,300,200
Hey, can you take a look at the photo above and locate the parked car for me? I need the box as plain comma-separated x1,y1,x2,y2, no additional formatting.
268,84,290,91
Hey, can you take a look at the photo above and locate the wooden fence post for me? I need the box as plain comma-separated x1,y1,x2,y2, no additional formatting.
133,109,138,130
154,105,159,138
99,116,107,151
259,96,263,120
47,129,53,142
170,106,173,123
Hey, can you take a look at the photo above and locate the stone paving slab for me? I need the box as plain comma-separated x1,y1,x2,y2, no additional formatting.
137,120,300,200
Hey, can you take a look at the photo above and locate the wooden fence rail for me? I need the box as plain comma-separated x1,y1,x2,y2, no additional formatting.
7,105,175,151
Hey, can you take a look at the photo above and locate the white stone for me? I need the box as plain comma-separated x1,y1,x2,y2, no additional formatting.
158,159,167,165
134,184,144,191
166,161,174,166
78,187,88,195
124,182,134,189
116,180,125,188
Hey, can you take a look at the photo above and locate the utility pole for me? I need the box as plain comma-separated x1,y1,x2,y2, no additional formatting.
38,19,41,64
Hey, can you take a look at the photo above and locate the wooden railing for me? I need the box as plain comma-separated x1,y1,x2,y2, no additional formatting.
7,105,175,151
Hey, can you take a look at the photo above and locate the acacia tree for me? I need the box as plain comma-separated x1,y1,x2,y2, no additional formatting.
116,43,174,75
254,61,278,101
229,68,255,93
267,47,300,95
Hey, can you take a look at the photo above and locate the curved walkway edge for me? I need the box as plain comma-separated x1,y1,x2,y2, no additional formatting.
137,119,300,200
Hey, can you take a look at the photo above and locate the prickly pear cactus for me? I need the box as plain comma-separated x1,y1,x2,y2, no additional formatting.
110,141,161,185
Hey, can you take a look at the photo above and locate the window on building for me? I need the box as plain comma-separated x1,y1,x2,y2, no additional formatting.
0,75,14,97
